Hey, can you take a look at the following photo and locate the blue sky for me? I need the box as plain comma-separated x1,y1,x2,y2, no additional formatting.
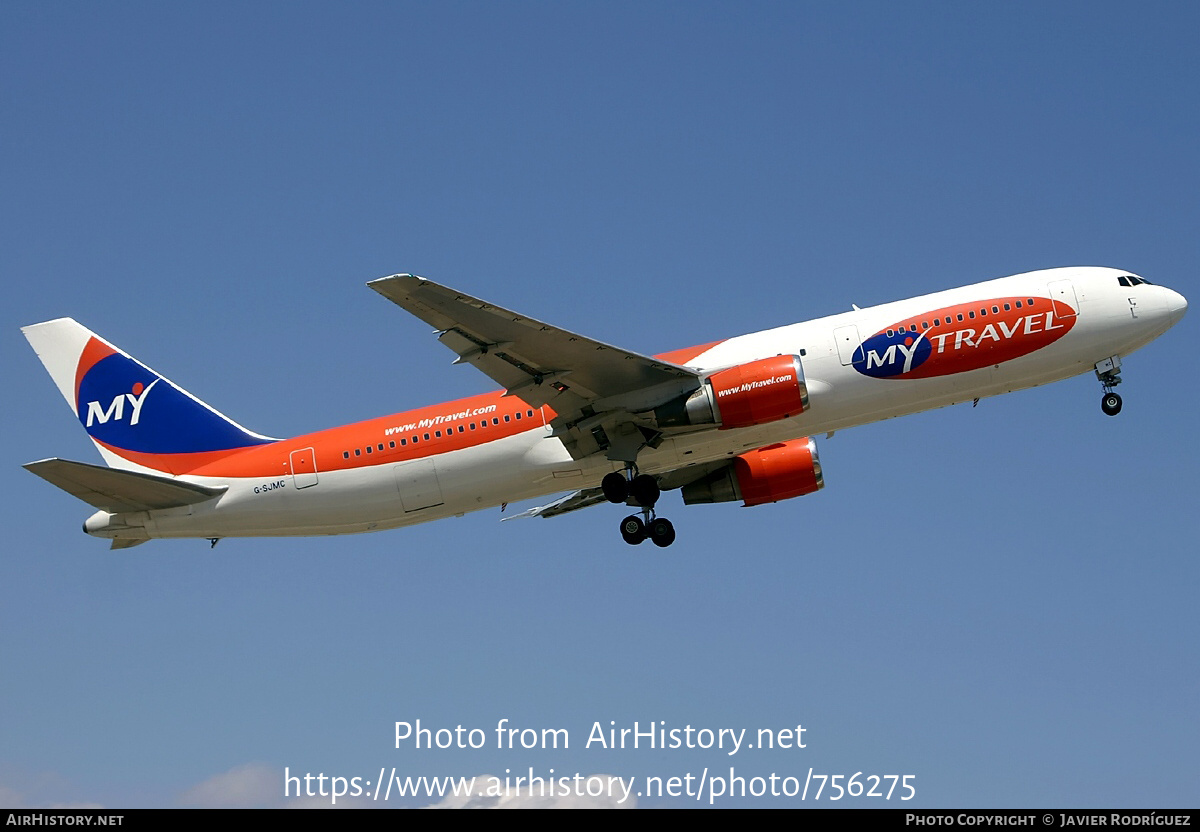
2,1,1196,808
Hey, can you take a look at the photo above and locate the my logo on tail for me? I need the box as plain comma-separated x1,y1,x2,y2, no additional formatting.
75,343,274,457
85,379,160,427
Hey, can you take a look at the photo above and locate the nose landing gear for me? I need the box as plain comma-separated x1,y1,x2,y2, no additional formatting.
1095,356,1123,417
605,466,675,547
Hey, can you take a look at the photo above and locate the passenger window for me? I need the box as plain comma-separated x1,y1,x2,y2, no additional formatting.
355,449,361,456
343,451,349,459
968,311,975,319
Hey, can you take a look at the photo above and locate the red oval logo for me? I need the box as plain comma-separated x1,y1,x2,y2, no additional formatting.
853,297,1076,379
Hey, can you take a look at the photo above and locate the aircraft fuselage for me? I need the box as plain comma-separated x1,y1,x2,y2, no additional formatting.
29,266,1187,545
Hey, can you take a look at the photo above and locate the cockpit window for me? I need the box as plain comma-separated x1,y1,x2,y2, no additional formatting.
1120,275,1154,287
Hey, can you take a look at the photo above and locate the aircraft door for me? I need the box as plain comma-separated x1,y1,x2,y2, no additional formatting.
1048,279,1079,318
394,458,445,512
289,447,318,489
833,325,862,366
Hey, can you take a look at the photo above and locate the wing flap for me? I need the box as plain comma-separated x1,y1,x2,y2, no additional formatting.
502,487,610,521
24,458,226,513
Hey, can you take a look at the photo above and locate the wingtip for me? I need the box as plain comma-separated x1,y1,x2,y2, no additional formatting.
367,273,424,289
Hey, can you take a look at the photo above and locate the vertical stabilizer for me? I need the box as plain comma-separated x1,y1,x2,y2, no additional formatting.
22,319,276,474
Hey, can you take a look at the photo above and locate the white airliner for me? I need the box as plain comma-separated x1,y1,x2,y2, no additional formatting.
22,266,1186,548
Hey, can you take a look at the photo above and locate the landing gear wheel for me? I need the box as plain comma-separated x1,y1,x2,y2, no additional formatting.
602,472,629,503
648,517,676,548
620,514,647,545
629,474,660,507
1101,392,1122,416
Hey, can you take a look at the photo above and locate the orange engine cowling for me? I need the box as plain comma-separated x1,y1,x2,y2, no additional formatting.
681,437,823,507
654,355,809,430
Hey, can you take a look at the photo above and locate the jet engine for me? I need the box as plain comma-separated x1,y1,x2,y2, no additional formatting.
654,355,809,430
681,437,823,507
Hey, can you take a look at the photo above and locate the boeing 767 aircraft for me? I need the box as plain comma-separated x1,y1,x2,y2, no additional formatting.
22,266,1186,548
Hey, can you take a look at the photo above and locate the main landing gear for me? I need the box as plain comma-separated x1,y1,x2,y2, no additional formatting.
602,468,676,547
1095,356,1123,417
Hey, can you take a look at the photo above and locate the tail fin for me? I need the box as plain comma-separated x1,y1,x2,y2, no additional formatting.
22,318,276,474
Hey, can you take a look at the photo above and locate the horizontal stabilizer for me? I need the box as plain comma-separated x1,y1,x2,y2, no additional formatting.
110,538,148,550
24,458,226,513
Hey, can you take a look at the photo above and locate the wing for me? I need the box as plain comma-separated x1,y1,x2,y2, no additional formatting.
369,274,704,460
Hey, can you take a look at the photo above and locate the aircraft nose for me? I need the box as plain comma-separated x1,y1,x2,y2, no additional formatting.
1163,286,1187,327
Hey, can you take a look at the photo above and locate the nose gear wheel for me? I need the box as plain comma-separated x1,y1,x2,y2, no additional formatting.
1095,357,1124,417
